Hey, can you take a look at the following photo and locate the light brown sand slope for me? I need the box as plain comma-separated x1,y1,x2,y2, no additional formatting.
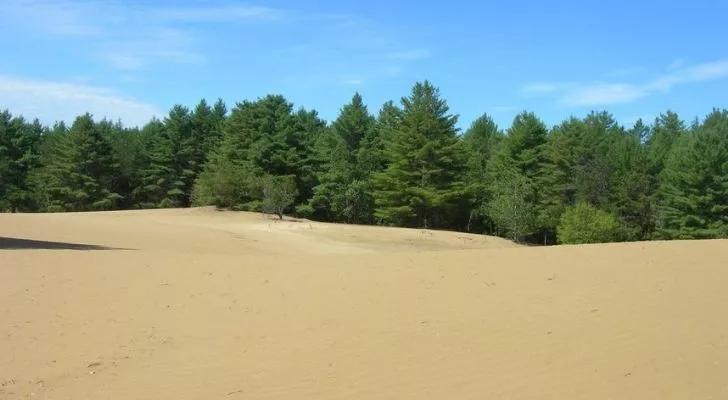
0,207,518,255
1,209,727,399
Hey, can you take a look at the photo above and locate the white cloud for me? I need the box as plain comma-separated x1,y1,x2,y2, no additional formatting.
2,0,429,87
0,1,270,71
0,75,161,127
521,82,563,94
0,0,104,36
523,59,728,107
98,27,205,70
562,83,649,106
155,5,281,22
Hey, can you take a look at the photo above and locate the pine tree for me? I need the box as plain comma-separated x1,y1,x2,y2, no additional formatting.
486,158,535,242
373,81,464,228
488,111,548,241
609,119,652,240
460,114,503,232
655,109,728,239
310,92,376,223
164,105,197,207
42,113,121,211
0,111,42,212
194,95,323,215
191,98,227,164
647,111,686,179
539,117,584,239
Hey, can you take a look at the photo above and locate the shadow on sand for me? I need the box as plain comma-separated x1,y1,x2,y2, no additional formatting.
0,236,131,251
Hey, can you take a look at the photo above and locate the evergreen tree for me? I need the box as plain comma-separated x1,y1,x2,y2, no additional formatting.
194,95,323,216
539,117,584,239
609,119,652,240
41,113,121,211
460,114,503,232
486,158,535,242
655,109,728,239
191,98,227,163
647,111,686,179
488,111,548,241
311,93,376,223
0,111,42,212
373,81,465,228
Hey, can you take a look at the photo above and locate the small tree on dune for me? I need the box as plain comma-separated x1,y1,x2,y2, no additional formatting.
261,175,298,220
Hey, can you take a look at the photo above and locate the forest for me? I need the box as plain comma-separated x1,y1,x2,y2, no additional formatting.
1,80,727,244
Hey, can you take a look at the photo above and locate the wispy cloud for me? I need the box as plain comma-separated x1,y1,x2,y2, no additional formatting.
521,82,563,94
154,5,281,22
98,27,204,71
1,1,279,71
562,83,649,106
523,59,728,106
0,0,104,36
0,75,161,127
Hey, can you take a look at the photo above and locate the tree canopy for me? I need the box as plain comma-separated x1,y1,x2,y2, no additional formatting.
2,80,727,244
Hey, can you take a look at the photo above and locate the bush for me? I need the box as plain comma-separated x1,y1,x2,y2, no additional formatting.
557,202,620,244
260,175,298,219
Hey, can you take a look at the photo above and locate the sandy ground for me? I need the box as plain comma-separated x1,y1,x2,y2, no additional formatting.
1,208,727,399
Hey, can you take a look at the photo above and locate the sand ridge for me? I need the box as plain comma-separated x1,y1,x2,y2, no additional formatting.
1,208,727,399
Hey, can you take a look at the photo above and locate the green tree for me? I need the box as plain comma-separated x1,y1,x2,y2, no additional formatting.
655,109,728,239
0,111,42,212
486,159,535,242
609,119,652,240
647,111,686,179
557,202,620,244
310,92,376,223
194,95,323,212
260,174,298,219
488,111,548,241
460,114,503,232
373,81,465,228
41,113,121,211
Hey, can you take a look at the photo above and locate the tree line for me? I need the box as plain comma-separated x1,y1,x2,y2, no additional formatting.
2,81,727,244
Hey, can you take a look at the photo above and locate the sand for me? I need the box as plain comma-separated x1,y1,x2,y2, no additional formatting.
1,208,727,399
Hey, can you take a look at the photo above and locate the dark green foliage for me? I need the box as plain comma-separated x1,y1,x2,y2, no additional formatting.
192,95,322,216
557,202,620,244
488,111,548,241
2,86,726,245
460,114,503,232
0,111,42,211
38,113,121,211
609,119,652,240
373,81,465,228
310,93,377,223
655,109,728,239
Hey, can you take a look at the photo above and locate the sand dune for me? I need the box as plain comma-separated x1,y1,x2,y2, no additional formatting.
1,208,727,399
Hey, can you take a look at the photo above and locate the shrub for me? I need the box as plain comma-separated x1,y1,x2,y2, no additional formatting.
557,202,620,244
260,175,298,219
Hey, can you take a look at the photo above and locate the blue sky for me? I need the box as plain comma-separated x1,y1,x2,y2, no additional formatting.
1,0,728,130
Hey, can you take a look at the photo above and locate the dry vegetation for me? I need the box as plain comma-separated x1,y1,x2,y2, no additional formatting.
1,208,727,399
